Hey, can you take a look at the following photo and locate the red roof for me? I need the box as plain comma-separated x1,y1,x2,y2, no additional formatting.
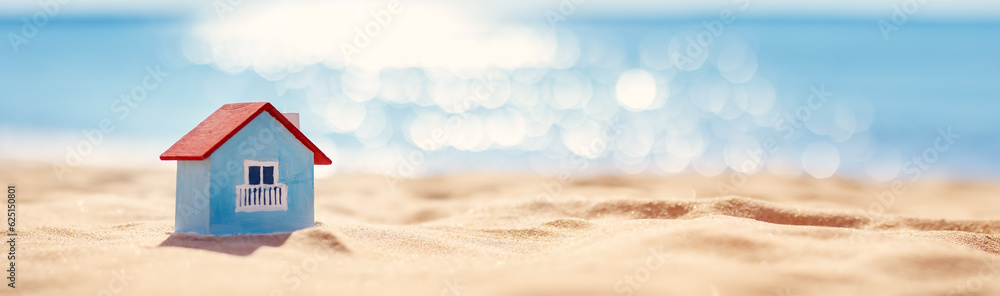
160,102,332,165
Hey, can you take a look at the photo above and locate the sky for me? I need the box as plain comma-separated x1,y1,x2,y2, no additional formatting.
0,0,998,181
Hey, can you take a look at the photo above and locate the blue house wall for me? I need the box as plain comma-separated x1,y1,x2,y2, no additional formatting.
175,159,211,234
178,112,315,235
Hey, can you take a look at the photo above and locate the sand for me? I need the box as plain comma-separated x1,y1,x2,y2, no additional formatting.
7,160,1000,296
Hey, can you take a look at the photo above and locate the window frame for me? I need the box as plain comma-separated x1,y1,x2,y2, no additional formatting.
243,160,279,185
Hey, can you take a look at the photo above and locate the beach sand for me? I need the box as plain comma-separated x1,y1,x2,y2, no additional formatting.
7,160,1000,296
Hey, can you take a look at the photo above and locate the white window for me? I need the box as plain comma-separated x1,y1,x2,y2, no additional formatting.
235,160,288,213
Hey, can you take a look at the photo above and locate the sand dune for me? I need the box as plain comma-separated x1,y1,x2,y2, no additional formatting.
7,161,1000,295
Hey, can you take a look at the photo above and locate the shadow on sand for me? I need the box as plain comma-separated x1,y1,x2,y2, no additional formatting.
158,232,293,256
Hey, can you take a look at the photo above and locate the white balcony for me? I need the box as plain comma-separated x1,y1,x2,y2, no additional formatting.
235,183,288,213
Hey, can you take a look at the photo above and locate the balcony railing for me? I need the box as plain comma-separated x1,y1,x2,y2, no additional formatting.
235,183,288,213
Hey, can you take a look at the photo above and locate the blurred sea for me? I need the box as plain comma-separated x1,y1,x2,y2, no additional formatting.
1,14,998,181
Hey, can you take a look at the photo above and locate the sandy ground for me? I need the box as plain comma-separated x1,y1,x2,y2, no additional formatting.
6,160,1000,296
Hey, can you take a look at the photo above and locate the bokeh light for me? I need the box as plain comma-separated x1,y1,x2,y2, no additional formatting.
802,141,841,178
615,69,658,111
177,1,905,179
717,43,758,84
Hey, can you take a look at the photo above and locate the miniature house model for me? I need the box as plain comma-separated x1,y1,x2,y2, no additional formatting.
160,102,332,235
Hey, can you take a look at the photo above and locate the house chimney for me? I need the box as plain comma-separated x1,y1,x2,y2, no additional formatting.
282,113,300,129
